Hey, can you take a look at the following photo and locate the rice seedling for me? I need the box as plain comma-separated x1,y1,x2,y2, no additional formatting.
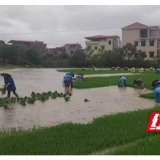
27,97,35,104
84,99,89,102
0,85,6,95
0,107,159,155
3,104,9,109
19,99,27,106
64,96,70,102
0,89,73,108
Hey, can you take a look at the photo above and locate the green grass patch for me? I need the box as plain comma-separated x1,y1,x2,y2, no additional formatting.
140,92,154,99
57,68,157,75
0,64,19,70
107,134,160,155
57,68,136,75
73,72,159,90
0,107,160,155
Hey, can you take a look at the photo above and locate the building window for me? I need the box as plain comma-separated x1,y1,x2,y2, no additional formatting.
149,52,154,58
87,46,91,50
141,41,146,46
150,40,154,46
101,45,105,49
95,47,97,50
108,41,111,45
140,29,148,38
134,41,138,46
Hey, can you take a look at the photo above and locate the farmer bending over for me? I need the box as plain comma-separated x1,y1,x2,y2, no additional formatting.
152,80,160,104
118,76,127,88
133,79,144,89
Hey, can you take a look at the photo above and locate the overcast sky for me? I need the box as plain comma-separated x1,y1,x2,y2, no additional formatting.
0,4,160,48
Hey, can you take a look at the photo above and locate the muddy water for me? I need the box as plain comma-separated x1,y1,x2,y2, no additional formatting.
0,68,155,130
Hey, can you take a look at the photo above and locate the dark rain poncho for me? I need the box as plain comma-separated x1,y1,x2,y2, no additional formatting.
4,76,16,91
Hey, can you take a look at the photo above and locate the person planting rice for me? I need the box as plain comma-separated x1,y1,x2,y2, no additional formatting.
63,76,73,93
118,76,127,88
133,79,144,89
62,75,72,86
0,73,19,98
66,72,74,78
152,80,160,103
92,66,96,70
155,68,160,74
76,74,83,81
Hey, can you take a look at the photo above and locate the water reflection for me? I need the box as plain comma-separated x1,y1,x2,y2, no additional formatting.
4,106,16,122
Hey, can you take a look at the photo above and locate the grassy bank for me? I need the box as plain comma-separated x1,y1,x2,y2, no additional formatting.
57,68,156,75
0,107,160,155
0,64,19,70
73,72,158,90
107,134,160,155
57,68,135,75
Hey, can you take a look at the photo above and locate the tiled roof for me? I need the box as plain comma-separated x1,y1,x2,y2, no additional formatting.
64,43,80,46
85,35,119,40
122,22,150,29
150,26,159,29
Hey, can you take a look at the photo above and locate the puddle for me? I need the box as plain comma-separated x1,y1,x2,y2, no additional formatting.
0,68,155,130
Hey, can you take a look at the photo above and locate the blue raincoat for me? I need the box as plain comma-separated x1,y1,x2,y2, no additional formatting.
62,75,72,85
155,68,160,73
118,77,127,87
154,81,160,86
64,77,73,86
154,87,160,103
66,72,74,77
4,76,16,91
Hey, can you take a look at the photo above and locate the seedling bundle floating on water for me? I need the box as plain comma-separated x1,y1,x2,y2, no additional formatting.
0,85,6,95
0,90,73,109
84,98,90,102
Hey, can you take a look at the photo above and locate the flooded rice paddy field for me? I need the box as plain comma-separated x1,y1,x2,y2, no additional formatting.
0,68,155,130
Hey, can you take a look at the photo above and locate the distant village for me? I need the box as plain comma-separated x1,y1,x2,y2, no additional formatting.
0,22,160,60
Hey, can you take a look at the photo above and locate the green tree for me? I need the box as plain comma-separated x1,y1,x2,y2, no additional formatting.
0,44,11,64
25,48,42,65
0,44,28,65
134,50,147,61
68,49,86,67
123,43,137,60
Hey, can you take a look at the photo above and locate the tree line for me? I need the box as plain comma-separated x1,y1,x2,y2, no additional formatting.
0,43,159,68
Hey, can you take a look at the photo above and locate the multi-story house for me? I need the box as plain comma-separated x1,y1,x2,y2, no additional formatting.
8,40,47,56
46,47,64,57
122,22,160,59
85,35,120,54
62,43,82,56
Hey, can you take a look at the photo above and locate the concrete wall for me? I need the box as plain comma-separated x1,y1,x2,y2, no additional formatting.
122,29,140,46
85,38,119,54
